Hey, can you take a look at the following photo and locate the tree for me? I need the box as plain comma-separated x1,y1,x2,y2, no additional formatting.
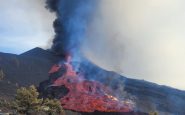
12,85,65,115
12,85,42,114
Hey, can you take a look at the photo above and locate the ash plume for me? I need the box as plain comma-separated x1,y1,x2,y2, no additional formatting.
46,0,98,59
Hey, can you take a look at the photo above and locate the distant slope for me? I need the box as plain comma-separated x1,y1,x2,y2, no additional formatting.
124,78,185,115
20,47,61,61
0,47,61,86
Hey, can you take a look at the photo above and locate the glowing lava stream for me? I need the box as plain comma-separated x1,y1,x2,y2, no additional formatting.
49,55,133,112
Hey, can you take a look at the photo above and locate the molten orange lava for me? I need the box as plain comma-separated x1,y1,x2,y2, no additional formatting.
49,56,133,112
49,64,61,74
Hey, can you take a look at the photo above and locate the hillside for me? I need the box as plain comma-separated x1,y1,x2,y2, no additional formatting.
0,48,61,86
0,48,61,99
0,48,185,115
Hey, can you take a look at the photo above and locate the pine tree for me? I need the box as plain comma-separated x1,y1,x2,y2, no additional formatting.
13,85,41,114
12,85,65,115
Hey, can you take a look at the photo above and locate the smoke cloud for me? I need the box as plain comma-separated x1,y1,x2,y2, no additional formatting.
46,0,98,60
47,0,185,90
82,0,185,90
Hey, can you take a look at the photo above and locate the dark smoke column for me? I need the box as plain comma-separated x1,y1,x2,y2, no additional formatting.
46,0,98,59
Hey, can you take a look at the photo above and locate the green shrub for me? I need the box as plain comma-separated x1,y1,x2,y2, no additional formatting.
0,99,10,108
12,85,65,115
41,98,64,115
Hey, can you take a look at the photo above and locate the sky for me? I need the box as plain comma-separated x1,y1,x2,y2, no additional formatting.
0,0,55,54
0,0,185,90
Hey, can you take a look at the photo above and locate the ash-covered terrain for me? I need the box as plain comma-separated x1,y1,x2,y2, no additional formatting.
0,47,185,115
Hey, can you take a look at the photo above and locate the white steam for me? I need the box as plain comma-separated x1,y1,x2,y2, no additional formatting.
82,0,185,90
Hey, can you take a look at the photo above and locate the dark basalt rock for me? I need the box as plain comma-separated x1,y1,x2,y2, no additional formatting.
44,85,69,99
38,69,69,99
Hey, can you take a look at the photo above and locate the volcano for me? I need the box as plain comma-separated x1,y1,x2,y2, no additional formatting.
1,48,185,115
43,55,133,113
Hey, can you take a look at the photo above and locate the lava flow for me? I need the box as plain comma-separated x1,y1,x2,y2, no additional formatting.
48,55,133,112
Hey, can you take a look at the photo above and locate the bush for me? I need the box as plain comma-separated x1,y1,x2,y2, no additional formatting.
0,99,11,108
41,98,64,115
12,85,65,115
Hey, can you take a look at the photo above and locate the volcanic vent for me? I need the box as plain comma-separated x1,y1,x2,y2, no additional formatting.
39,55,133,113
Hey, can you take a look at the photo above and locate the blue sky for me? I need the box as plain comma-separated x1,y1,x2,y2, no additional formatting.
0,0,55,54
